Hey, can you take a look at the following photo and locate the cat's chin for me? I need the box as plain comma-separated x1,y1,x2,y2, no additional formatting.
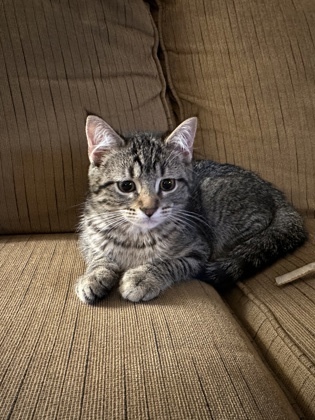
130,218,162,232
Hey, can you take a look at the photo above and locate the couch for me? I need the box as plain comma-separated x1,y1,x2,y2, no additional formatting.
1,0,314,418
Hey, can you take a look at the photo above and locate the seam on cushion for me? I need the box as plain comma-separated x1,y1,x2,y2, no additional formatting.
149,0,184,125
200,280,305,418
235,281,315,376
144,1,176,131
233,280,315,418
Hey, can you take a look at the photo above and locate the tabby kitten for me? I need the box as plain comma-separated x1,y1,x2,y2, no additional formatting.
75,115,307,304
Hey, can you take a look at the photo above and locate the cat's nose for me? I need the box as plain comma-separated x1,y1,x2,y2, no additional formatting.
141,207,157,218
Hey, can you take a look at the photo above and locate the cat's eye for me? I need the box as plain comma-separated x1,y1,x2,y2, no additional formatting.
160,178,176,192
118,180,136,193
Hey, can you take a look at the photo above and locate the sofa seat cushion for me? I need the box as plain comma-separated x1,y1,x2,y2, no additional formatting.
0,0,174,234
0,234,299,419
225,219,315,419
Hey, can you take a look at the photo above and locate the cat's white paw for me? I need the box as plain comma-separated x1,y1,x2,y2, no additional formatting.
75,269,117,304
119,268,162,302
75,274,106,304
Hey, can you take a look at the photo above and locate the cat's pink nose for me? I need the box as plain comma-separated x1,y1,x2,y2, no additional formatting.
141,207,157,217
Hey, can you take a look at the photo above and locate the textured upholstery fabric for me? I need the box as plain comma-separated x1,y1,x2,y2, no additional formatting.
0,234,299,419
0,0,173,234
156,0,315,215
225,220,315,419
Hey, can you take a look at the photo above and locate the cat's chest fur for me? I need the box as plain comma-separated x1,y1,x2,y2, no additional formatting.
80,216,195,271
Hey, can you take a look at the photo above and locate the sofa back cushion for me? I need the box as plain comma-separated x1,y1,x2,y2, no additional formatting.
0,0,173,234
157,0,315,216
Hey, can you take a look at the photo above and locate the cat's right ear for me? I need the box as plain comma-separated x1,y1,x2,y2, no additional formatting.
86,116,124,165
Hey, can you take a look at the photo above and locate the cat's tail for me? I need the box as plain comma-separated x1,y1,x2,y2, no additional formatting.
199,202,308,293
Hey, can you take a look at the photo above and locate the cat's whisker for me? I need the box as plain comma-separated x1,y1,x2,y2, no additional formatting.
69,202,85,210
104,216,125,224
86,214,126,232
170,211,199,225
177,209,211,229
103,220,124,229
178,210,207,225
85,212,123,224
169,210,211,233
168,214,198,231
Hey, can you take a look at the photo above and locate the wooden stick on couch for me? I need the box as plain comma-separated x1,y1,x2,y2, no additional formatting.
275,263,315,286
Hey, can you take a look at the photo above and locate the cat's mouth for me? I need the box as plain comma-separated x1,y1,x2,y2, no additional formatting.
130,215,163,231
122,208,169,231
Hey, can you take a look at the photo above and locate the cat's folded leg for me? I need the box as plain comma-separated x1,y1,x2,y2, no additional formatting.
119,265,167,302
119,256,204,302
75,261,121,304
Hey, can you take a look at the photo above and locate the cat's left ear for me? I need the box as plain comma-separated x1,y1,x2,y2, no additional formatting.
164,117,197,162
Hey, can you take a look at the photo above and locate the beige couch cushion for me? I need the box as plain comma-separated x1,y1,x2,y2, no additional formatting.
225,219,315,419
156,0,315,215
0,234,299,419
0,0,173,234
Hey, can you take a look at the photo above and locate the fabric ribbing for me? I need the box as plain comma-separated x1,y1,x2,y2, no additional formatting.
0,234,299,419
156,0,315,215
225,219,315,419
0,0,173,234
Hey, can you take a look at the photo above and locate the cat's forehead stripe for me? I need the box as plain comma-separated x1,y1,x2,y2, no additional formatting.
132,160,142,178
128,137,166,178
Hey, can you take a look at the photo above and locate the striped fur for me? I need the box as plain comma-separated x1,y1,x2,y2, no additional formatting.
75,116,307,303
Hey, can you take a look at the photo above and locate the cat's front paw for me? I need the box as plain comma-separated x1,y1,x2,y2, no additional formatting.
75,265,120,304
119,267,162,302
